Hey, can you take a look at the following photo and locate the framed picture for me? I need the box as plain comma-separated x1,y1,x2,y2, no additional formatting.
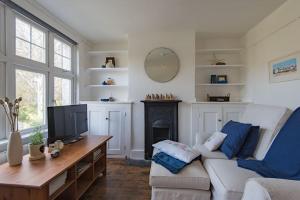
105,57,115,66
269,51,300,83
217,75,228,84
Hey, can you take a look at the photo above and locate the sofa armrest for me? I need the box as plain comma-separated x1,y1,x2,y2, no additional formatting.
242,177,300,200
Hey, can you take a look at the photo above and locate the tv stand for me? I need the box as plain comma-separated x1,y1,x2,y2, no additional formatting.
0,135,112,200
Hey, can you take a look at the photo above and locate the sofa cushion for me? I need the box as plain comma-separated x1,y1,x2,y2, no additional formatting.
152,187,211,200
220,121,252,159
150,160,210,190
239,104,290,160
237,126,260,159
193,144,227,162
204,159,260,200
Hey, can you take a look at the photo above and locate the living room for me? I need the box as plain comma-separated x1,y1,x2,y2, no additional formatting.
0,0,299,199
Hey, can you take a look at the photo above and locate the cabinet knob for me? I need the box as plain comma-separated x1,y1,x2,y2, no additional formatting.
218,119,222,122
106,118,109,120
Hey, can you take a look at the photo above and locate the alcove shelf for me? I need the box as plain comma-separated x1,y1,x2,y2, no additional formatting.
196,48,243,54
87,84,128,88
87,67,128,72
196,64,244,68
88,50,128,55
196,83,245,86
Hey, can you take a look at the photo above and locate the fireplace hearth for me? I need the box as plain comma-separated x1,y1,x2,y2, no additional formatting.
141,100,181,160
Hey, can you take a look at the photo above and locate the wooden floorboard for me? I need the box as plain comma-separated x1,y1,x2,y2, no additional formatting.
81,158,151,200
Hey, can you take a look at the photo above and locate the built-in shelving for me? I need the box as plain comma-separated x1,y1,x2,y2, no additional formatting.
196,83,245,86
196,64,244,69
196,48,243,54
87,67,128,72
87,84,128,88
88,50,128,55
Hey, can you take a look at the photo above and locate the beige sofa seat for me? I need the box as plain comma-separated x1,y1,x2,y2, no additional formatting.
204,159,261,200
193,144,227,162
150,160,210,190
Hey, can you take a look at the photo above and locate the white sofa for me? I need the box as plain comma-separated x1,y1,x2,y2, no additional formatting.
150,104,292,200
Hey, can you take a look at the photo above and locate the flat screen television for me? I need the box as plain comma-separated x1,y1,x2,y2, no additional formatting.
47,104,88,145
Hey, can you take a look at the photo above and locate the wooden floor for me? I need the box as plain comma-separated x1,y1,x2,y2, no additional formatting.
82,159,151,200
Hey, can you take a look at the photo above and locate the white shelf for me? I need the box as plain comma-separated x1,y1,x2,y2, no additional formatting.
87,84,128,88
196,83,245,86
196,64,244,69
88,50,128,55
191,101,250,104
196,48,243,54
87,67,128,72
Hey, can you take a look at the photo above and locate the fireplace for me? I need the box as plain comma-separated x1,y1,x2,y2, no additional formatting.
141,100,181,160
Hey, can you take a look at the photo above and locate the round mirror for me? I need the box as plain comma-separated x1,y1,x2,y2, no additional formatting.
144,47,180,83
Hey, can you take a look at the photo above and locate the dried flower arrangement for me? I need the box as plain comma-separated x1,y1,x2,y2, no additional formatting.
0,97,22,132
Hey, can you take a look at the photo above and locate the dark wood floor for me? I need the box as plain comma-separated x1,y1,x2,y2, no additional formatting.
82,159,151,200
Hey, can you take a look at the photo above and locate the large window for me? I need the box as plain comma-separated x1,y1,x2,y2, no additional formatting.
54,38,71,71
16,69,46,130
54,77,72,106
15,17,46,63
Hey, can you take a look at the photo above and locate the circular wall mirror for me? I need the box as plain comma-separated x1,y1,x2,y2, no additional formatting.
144,47,180,83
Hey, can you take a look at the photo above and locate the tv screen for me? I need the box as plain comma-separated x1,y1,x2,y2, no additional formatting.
47,104,88,144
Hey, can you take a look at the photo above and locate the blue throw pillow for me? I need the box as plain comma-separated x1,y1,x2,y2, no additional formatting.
237,126,260,159
220,120,252,159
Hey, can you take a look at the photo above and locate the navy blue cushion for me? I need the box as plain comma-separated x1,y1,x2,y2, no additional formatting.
152,152,187,174
237,126,260,159
220,120,252,159
238,107,300,180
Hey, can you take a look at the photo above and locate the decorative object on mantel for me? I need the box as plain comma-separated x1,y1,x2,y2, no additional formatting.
269,51,300,83
145,47,180,83
145,93,177,101
105,57,115,68
207,94,230,102
211,53,226,65
0,97,23,166
29,127,45,161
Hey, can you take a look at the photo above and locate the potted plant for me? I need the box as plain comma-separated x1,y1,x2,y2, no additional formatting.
0,97,23,166
29,127,45,161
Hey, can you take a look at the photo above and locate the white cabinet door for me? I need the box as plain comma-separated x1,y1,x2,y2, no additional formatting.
222,106,246,125
88,106,108,136
197,105,223,144
107,110,124,155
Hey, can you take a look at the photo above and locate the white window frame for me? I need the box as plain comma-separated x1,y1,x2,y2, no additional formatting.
0,7,77,138
0,3,5,58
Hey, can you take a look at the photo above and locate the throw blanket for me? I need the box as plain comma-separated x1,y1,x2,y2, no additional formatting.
152,152,187,174
238,107,300,180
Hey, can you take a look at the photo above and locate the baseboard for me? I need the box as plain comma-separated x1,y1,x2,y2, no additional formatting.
130,149,144,160
107,154,126,159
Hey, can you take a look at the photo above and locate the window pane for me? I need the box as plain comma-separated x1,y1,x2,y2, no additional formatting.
31,45,45,63
54,77,71,106
16,18,30,41
63,57,71,71
16,69,46,130
54,39,62,55
16,38,30,59
63,43,71,58
54,53,62,68
32,27,45,47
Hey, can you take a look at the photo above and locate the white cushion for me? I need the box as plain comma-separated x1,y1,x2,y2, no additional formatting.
193,144,227,162
152,187,211,200
152,140,200,163
204,131,227,151
242,178,300,200
239,104,290,160
204,159,260,200
150,160,210,190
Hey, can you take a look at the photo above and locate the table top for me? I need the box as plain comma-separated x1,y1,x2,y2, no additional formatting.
0,135,111,188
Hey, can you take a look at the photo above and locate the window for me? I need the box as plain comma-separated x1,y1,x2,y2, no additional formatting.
54,77,72,106
15,17,46,63
0,63,5,139
16,69,46,130
54,38,71,71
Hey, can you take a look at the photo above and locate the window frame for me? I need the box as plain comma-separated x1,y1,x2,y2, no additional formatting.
0,7,78,137
0,3,5,56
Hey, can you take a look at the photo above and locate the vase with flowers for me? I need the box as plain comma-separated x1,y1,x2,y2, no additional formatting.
0,97,23,166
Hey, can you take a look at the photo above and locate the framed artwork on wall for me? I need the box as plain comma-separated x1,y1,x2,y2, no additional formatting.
269,51,300,83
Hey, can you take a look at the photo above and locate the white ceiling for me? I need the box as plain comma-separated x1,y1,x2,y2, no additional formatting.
34,0,286,43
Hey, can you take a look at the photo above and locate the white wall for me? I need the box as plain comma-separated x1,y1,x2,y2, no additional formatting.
128,31,195,159
243,0,300,109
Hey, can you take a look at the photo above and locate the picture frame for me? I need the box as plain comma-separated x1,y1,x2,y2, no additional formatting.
269,51,300,83
216,75,228,84
105,57,116,66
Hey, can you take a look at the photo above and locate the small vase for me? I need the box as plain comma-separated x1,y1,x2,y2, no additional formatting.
7,131,23,166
